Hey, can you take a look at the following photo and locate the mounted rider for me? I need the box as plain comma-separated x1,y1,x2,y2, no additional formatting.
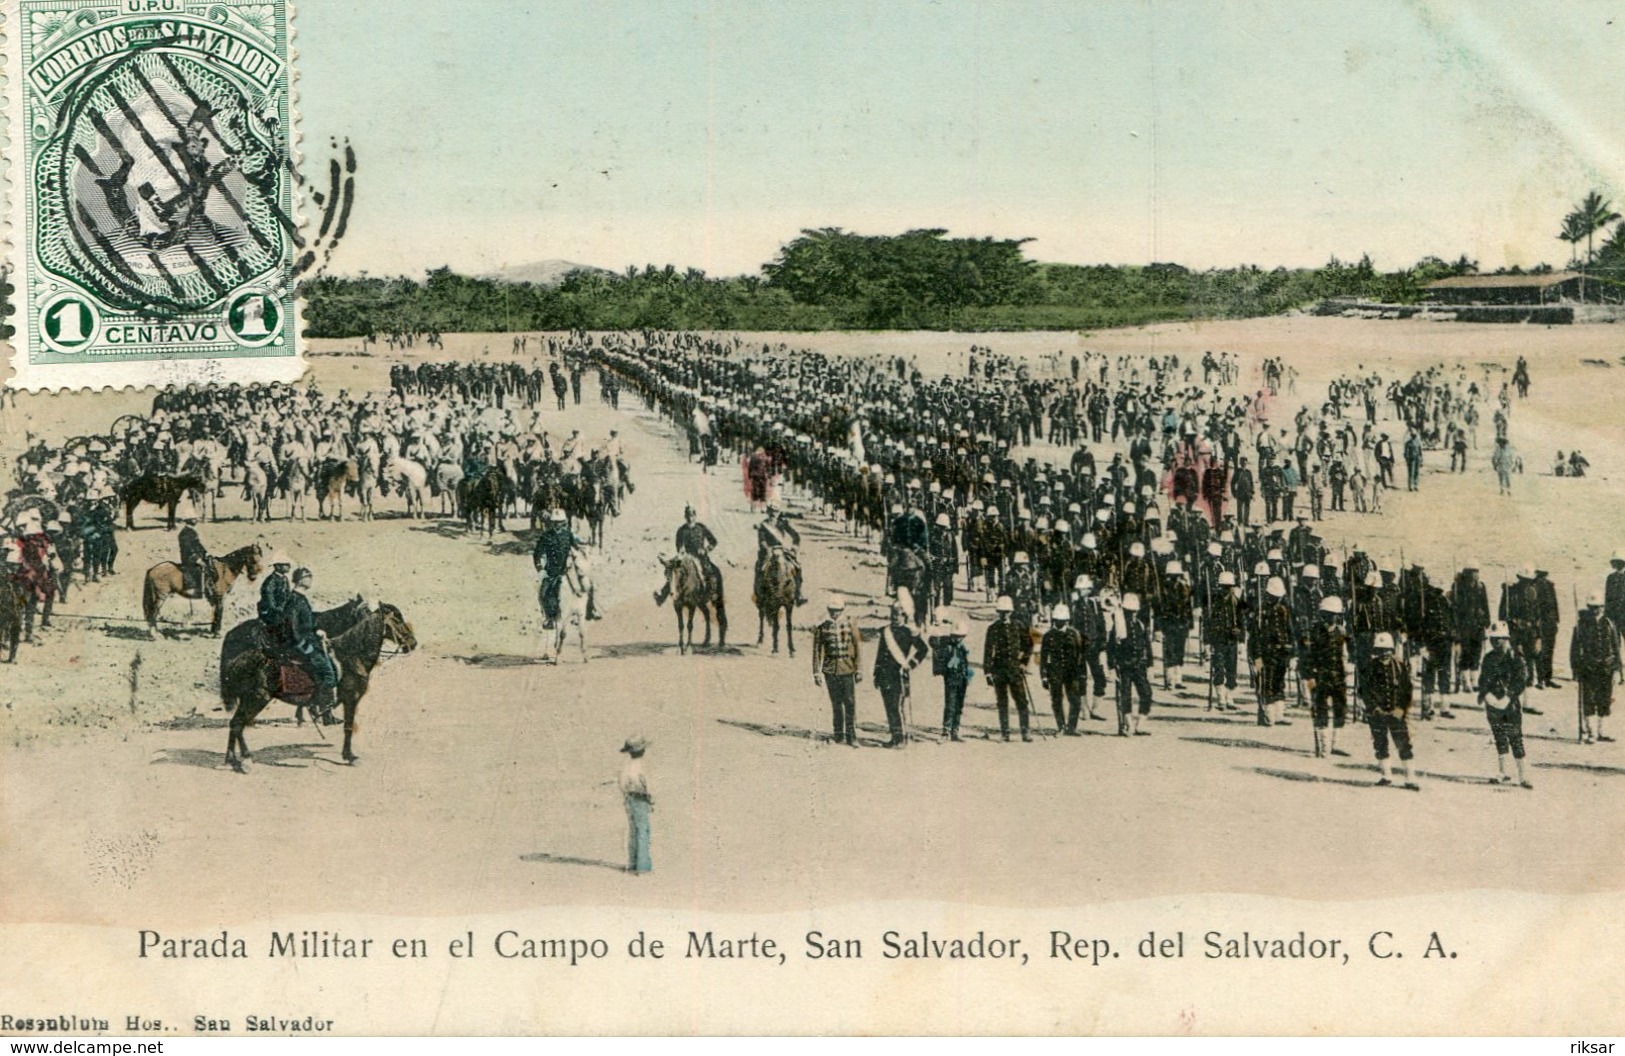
534,508,599,628
284,567,339,725
654,504,721,607
756,504,807,607
258,559,293,645
178,517,208,596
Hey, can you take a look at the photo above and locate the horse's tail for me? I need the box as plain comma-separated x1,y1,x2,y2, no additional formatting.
142,567,164,626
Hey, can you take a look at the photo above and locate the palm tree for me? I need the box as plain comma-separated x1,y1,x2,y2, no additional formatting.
1565,191,1622,300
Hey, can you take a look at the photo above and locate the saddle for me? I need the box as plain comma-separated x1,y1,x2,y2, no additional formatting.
276,661,317,703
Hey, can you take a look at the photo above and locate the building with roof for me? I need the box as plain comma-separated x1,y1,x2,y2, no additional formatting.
1422,271,1583,305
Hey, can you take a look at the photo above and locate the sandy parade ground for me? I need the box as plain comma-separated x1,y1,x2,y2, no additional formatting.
3,317,1624,1033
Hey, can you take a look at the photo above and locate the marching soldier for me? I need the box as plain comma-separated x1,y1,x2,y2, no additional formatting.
930,512,959,607
1416,582,1456,720
929,610,973,742
1571,593,1620,744
1305,596,1351,757
1533,568,1560,689
1071,575,1111,708
1362,632,1418,790
1451,563,1491,694
1159,561,1194,692
812,595,863,747
1606,550,1625,653
1499,566,1542,706
1206,569,1245,711
1256,576,1295,727
1478,625,1532,787
983,595,1035,742
1110,592,1155,736
1040,603,1087,735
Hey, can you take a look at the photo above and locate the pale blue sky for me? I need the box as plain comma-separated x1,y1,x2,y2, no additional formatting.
295,0,1625,277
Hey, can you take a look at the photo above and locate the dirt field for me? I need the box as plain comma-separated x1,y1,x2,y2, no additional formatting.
3,317,1624,931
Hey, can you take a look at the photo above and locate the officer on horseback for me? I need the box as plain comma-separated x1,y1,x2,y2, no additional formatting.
756,504,807,607
285,567,339,725
654,505,721,607
178,518,208,596
259,559,293,644
535,508,582,629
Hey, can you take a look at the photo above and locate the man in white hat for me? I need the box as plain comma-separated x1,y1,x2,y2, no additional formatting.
618,735,653,874
1159,561,1194,692
1571,592,1621,744
928,609,972,741
1041,603,1086,735
1070,574,1109,710
1305,596,1351,758
929,511,958,607
1206,569,1244,711
873,598,928,748
1256,576,1295,727
1361,632,1418,790
1478,625,1532,786
1110,592,1155,736
812,595,862,746
983,596,1034,742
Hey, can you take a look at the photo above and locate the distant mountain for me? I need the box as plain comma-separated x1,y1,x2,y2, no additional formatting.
484,259,612,286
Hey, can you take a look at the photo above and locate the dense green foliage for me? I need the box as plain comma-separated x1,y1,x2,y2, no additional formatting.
297,229,1496,338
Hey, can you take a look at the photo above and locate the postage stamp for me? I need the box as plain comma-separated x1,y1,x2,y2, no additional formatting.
2,0,303,389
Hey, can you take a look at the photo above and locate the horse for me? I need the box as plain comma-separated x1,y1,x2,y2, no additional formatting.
180,454,219,520
316,459,359,521
540,550,592,664
220,602,416,772
385,456,429,518
119,473,205,530
660,554,726,654
355,453,378,522
142,542,266,637
220,595,370,724
242,464,273,522
889,547,932,626
434,462,464,516
754,548,799,656
468,467,516,537
283,459,311,521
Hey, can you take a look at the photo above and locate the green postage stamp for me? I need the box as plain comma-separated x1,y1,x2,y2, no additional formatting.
2,0,303,389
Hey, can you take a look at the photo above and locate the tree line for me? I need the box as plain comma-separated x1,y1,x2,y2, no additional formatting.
300,229,1508,337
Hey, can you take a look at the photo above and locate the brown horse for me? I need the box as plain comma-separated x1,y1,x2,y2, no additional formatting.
754,548,798,656
220,602,416,772
142,543,265,637
660,554,726,654
316,459,359,521
120,473,206,530
219,595,370,724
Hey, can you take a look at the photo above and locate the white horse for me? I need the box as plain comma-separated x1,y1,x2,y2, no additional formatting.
434,462,465,516
243,464,273,522
385,456,429,518
284,458,311,521
356,452,378,522
540,550,593,665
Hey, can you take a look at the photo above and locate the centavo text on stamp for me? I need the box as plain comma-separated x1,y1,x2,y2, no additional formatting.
3,0,304,389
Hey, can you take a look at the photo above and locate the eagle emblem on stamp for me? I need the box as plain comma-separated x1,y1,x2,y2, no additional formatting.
5,0,301,388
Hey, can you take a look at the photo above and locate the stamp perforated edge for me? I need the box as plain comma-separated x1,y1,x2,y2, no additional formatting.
0,0,309,393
